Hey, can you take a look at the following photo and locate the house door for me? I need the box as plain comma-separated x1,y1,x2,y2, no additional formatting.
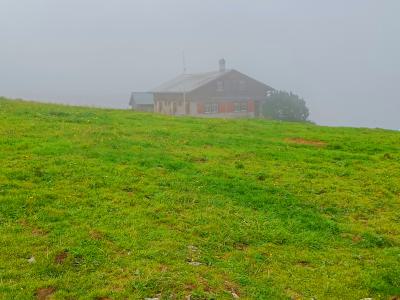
172,102,177,114
185,102,190,114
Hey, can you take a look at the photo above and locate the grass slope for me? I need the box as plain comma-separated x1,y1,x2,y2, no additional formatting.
0,98,399,300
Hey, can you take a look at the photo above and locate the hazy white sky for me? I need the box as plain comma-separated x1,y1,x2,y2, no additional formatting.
1,0,399,129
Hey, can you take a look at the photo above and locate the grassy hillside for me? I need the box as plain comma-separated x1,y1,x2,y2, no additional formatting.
0,98,399,300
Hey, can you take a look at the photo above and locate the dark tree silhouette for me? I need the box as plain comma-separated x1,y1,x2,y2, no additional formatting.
262,91,309,121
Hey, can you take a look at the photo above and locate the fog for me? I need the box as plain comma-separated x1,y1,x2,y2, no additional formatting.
1,0,399,129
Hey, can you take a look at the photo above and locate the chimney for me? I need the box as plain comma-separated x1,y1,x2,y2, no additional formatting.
219,58,226,72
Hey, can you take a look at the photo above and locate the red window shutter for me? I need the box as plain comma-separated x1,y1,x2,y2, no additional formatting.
227,102,234,112
197,103,204,114
248,100,255,112
219,103,226,113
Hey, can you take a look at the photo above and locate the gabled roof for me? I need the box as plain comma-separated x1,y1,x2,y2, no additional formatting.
130,92,154,105
151,70,231,93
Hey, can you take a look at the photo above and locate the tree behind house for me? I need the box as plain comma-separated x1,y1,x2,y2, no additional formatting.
262,91,309,121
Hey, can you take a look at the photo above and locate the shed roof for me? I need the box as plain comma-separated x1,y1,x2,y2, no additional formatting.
151,70,230,93
130,92,154,105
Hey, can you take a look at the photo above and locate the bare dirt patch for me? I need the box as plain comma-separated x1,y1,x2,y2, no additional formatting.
184,283,197,292
54,250,68,264
89,229,104,240
224,280,241,299
157,264,168,272
352,235,363,243
285,288,302,300
36,287,55,300
31,227,48,236
18,219,48,236
190,156,208,163
233,242,248,250
286,138,327,147
296,260,314,269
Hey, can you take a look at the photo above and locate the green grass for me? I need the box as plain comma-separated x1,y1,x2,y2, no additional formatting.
0,97,399,300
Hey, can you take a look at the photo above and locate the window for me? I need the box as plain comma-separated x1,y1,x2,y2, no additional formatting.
205,103,219,114
234,102,241,112
234,102,248,112
217,81,224,92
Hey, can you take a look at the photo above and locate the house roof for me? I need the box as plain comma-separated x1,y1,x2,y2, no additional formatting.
151,70,230,93
130,92,154,105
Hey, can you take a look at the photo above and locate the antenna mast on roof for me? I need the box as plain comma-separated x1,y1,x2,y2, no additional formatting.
182,51,187,74
182,51,187,114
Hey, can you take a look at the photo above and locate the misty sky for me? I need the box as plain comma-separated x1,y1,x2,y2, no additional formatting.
1,0,399,129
